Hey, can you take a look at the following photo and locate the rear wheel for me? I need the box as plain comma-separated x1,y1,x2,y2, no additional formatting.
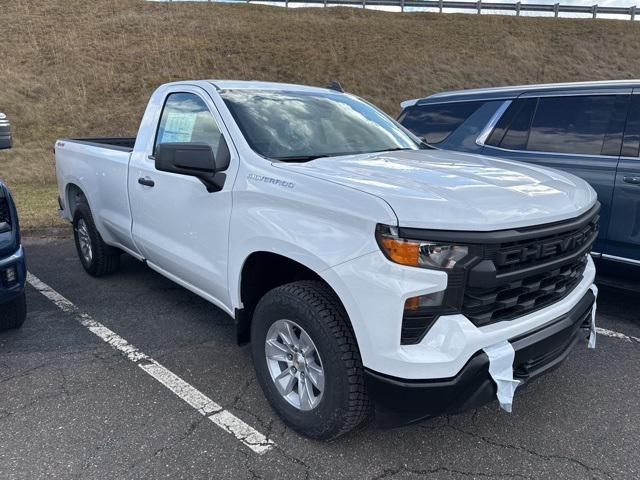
73,200,120,277
251,280,370,440
0,291,26,331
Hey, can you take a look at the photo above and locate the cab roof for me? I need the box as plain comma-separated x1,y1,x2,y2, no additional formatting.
208,80,340,94
160,80,346,95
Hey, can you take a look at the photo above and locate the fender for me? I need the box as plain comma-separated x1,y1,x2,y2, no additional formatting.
229,239,339,313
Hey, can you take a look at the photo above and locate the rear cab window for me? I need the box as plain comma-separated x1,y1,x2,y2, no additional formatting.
399,101,485,145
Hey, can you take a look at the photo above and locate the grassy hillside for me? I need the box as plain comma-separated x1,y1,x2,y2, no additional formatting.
2,0,640,229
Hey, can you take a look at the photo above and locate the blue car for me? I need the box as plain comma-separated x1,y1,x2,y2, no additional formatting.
0,112,26,330
399,80,640,266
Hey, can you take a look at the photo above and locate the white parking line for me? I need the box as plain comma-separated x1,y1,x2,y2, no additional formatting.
596,327,640,344
26,272,274,455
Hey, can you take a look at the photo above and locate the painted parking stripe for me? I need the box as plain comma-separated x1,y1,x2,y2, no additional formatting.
26,272,274,455
596,327,640,344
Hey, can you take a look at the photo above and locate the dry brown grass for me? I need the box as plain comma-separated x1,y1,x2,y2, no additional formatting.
1,0,639,228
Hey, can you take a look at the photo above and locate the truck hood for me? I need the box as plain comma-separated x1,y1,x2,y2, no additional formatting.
274,149,597,230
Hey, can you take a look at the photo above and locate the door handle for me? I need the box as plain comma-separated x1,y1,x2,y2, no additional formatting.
623,176,640,185
138,177,155,187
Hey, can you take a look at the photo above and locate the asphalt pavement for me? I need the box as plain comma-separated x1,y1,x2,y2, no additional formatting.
1,235,639,479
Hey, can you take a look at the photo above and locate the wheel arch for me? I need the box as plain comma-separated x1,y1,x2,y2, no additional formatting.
65,182,89,218
234,251,354,346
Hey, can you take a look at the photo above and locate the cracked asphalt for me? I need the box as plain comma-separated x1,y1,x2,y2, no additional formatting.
1,235,639,479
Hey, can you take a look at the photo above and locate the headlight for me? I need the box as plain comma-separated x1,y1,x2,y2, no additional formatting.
376,225,469,269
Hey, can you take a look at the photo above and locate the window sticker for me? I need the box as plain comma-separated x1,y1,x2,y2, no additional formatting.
162,111,196,143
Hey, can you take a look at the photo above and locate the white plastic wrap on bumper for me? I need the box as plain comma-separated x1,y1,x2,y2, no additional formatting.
483,284,598,413
589,284,598,349
482,341,521,413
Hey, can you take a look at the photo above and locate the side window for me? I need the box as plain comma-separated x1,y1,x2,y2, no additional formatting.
486,98,536,150
621,94,640,158
399,101,485,144
154,92,222,155
526,95,619,156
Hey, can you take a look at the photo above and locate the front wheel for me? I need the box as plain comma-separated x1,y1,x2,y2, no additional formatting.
251,281,370,440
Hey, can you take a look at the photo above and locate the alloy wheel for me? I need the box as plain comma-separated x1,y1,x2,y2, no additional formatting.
264,319,325,411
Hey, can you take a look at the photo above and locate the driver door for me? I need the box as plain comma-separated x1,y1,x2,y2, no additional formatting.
128,87,237,310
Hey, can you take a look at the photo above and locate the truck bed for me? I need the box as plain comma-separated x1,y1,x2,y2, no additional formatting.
56,135,136,252
67,137,136,152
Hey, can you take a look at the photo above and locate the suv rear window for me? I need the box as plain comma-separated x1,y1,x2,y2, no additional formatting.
399,101,484,144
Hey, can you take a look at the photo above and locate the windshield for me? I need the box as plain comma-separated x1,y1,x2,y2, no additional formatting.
220,89,421,160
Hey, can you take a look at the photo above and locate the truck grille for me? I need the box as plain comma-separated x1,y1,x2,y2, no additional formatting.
397,204,599,344
485,212,599,274
462,256,587,326
461,206,599,327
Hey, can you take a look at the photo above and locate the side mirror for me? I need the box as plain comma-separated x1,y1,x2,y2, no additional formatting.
0,113,12,150
155,142,224,192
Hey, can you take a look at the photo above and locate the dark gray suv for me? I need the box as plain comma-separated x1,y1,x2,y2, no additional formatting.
398,80,640,266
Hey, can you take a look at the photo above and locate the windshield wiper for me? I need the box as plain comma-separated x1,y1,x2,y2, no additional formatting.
273,146,428,161
272,154,331,162
351,147,416,155
418,138,436,149
378,147,415,152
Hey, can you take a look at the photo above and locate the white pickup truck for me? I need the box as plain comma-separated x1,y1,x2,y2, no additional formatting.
56,80,599,439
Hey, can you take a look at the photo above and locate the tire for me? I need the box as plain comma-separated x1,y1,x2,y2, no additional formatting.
73,199,120,277
251,280,370,440
0,291,26,331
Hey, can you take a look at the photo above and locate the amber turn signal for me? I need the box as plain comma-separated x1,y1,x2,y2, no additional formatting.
379,236,421,267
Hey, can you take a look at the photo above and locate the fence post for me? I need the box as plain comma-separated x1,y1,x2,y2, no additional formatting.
516,1,521,16
477,0,482,14
632,5,636,21
401,0,405,12
592,4,598,19
554,2,559,17
439,0,443,13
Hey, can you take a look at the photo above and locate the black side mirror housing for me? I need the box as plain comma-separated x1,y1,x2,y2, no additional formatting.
0,113,12,150
155,142,225,192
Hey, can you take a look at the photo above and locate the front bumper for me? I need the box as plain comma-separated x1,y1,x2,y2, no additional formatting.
0,245,27,305
326,248,595,379
366,289,595,428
